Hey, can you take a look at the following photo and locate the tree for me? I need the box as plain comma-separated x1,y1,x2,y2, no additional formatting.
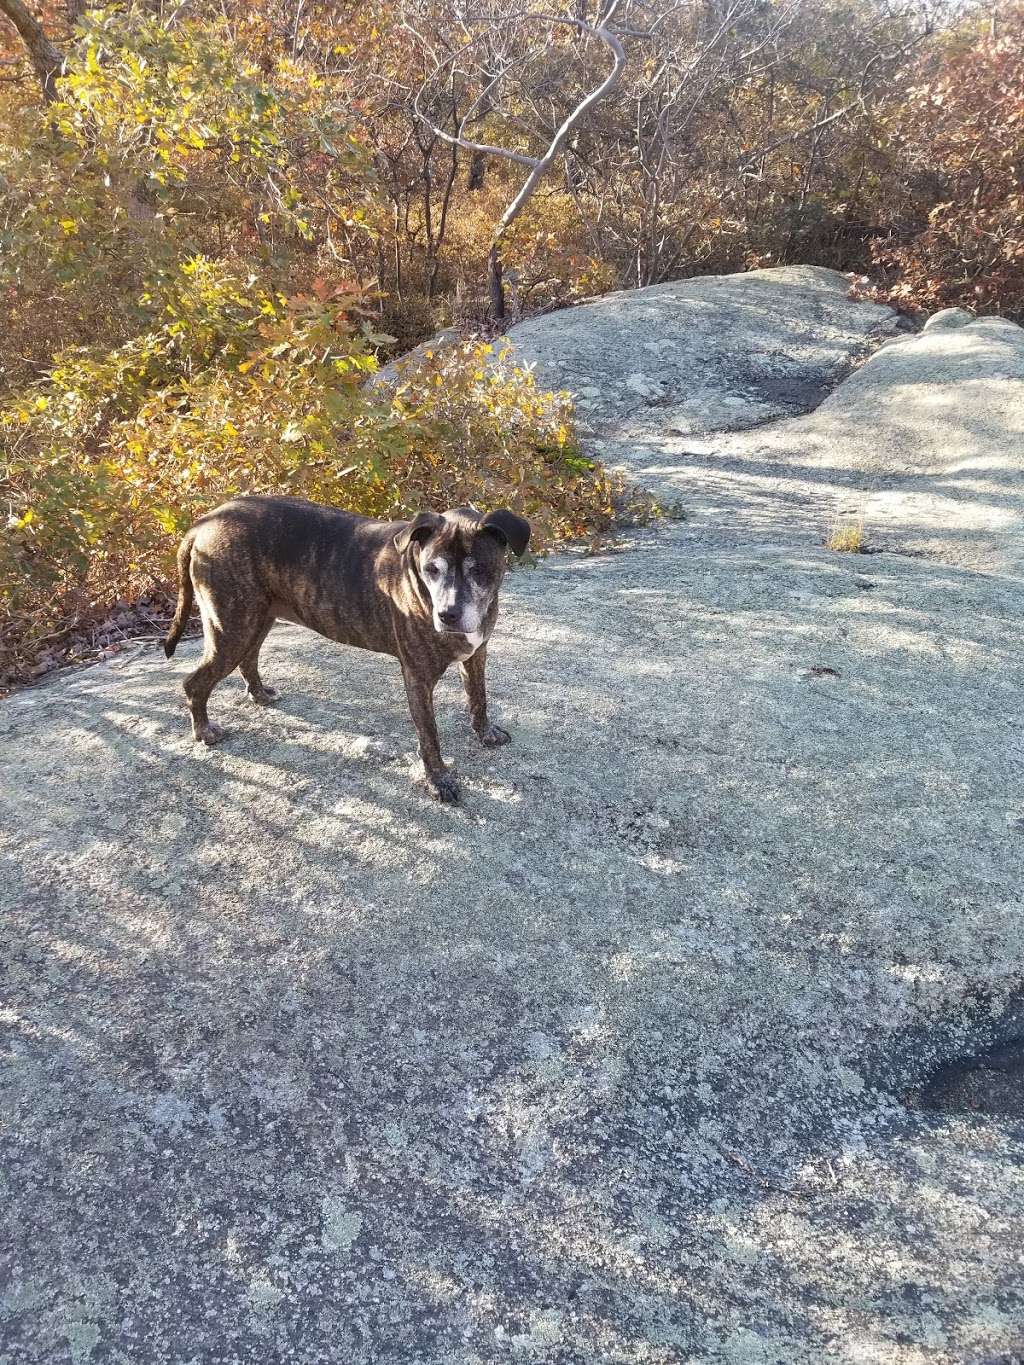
404,0,629,319
0,0,63,101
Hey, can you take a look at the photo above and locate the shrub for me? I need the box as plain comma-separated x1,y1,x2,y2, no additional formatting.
0,10,638,686
868,7,1024,319
0,6,375,390
0,260,626,684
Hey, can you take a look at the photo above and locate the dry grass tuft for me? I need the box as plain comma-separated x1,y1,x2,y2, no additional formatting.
826,517,867,553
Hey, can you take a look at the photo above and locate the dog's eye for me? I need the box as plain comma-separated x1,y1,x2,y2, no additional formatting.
424,562,439,577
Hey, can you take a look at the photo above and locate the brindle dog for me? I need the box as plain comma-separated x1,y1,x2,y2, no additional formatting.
164,496,530,802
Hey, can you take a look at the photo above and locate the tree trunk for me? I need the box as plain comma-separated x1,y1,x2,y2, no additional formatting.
0,0,64,102
487,243,505,322
467,150,487,191
428,143,459,299
466,77,493,190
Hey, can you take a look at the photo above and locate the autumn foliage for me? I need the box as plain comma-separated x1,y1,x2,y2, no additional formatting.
0,6,623,682
868,13,1024,317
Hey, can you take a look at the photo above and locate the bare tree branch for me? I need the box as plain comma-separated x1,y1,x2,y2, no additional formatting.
735,27,930,171
492,6,627,231
405,0,629,317
406,16,542,168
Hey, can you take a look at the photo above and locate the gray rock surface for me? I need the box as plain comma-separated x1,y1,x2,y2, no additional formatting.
504,265,898,437
606,306,1024,579
922,307,975,333
3,267,1024,1364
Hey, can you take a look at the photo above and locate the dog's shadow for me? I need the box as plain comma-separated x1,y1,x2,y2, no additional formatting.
155,650,540,832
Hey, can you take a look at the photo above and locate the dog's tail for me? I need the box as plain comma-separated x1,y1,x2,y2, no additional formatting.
164,532,196,659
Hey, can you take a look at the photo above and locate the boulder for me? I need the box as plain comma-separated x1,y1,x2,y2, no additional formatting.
502,264,897,437
922,305,976,332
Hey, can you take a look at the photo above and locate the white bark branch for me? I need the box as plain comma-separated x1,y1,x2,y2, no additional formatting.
403,1,629,317
407,2,628,175
491,3,627,238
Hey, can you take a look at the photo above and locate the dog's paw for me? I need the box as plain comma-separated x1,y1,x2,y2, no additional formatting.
426,769,461,803
194,721,226,746
477,723,511,749
247,685,279,707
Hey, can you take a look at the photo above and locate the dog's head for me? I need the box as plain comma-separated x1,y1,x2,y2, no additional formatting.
394,505,530,638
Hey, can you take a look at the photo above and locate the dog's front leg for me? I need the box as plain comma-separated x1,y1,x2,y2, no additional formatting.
400,662,459,803
459,647,510,749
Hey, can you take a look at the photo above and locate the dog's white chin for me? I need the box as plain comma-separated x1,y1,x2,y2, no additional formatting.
434,616,480,636
433,618,488,654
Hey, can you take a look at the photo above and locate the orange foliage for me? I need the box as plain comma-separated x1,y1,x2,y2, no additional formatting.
868,7,1024,317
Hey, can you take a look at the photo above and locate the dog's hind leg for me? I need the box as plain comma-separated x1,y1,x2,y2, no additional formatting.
183,595,265,745
237,616,279,705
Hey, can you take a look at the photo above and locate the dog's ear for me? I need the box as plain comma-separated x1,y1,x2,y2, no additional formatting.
394,510,444,554
480,508,530,557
